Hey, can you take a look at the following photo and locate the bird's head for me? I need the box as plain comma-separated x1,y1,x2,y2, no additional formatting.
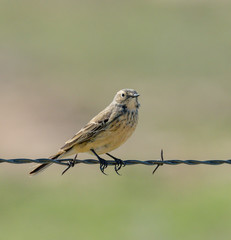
113,89,140,110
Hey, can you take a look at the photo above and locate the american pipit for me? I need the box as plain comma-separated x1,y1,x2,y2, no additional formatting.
30,89,140,175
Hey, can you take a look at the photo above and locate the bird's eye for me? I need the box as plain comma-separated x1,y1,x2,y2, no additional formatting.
121,93,125,97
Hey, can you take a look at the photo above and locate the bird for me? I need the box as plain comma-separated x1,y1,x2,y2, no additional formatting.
30,88,140,175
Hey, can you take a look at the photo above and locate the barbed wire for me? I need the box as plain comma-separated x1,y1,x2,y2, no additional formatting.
1,150,231,175
2,158,231,166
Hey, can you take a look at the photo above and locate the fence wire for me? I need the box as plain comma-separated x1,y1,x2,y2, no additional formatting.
1,151,231,175
2,158,231,166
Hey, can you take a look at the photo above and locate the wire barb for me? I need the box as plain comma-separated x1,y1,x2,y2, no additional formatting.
61,154,78,175
152,149,164,175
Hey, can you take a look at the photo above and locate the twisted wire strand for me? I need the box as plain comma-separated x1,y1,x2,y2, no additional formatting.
1,158,231,166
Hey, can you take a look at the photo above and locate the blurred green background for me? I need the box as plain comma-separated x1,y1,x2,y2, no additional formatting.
1,0,231,239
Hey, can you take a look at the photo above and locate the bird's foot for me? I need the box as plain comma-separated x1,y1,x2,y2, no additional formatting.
106,153,125,175
114,158,125,175
91,149,108,175
98,157,108,175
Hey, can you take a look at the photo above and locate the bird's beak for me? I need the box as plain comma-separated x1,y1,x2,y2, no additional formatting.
132,93,140,98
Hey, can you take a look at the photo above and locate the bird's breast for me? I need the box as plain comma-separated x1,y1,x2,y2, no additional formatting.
93,110,138,154
74,109,138,155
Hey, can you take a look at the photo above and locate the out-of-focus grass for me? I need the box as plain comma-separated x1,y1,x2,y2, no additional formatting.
1,1,231,79
1,0,231,239
1,169,231,240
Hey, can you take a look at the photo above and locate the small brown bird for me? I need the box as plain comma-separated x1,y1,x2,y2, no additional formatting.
30,89,140,175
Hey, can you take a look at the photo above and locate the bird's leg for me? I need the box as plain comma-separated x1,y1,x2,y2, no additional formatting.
106,153,125,175
62,154,78,175
91,149,108,175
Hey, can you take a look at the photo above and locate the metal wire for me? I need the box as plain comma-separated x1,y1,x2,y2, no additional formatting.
1,158,231,166
1,154,231,176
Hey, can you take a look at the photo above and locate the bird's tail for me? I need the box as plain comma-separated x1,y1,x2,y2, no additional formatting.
29,151,63,175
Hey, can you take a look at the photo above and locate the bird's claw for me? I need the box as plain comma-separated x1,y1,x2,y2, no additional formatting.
114,158,125,175
106,153,125,175
99,158,108,175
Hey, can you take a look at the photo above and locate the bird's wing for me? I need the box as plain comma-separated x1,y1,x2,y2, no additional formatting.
59,106,122,151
